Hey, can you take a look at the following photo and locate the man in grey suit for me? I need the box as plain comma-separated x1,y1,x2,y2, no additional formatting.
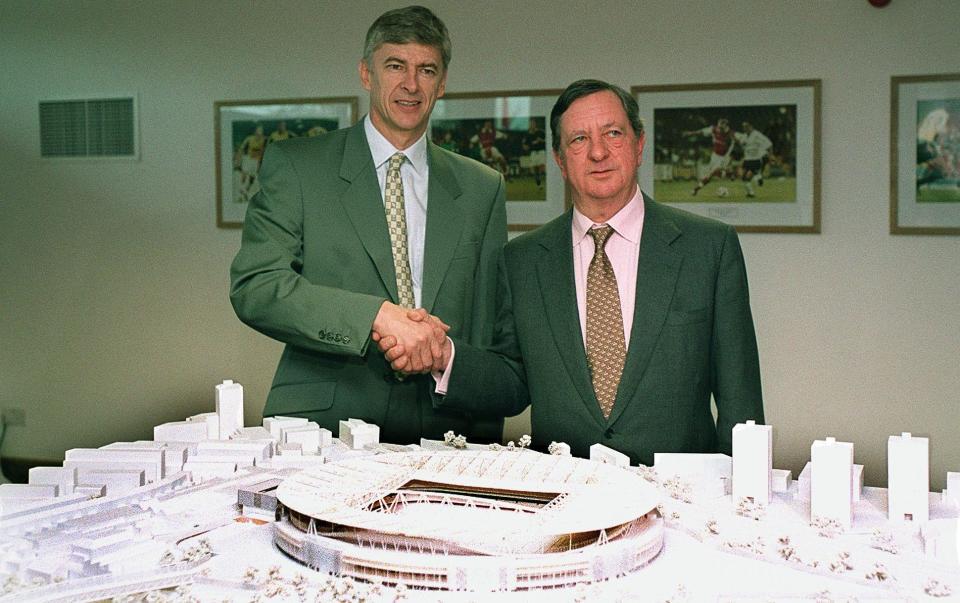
382,80,763,465
230,6,507,444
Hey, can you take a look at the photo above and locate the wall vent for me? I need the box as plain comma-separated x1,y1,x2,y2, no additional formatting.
39,97,137,158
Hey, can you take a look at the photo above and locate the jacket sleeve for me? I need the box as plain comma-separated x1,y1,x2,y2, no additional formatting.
229,142,385,356
437,251,530,419
711,224,764,454
466,174,507,347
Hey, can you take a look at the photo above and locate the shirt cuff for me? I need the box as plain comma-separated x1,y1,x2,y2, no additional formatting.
432,337,456,395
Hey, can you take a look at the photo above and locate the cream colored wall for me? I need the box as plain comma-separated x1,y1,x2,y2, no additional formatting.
1,0,957,489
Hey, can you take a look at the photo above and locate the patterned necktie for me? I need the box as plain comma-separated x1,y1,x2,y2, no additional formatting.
384,152,415,308
586,225,626,419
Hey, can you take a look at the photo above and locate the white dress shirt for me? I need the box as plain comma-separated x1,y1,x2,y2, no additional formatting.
364,115,429,308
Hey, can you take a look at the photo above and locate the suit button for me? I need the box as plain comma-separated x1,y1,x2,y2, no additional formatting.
604,428,614,439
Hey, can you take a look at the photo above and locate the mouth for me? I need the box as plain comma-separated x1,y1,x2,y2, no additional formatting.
395,99,421,109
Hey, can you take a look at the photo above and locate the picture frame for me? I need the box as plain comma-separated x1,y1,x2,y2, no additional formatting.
215,97,358,228
429,89,565,231
890,73,960,235
632,80,821,233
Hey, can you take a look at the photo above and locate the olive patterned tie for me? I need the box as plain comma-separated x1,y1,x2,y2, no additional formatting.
384,152,415,308
586,225,626,418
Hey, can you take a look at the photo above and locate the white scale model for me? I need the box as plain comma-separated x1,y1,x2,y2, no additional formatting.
274,448,663,591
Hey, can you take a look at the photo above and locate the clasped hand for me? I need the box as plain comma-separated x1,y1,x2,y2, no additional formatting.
372,301,451,374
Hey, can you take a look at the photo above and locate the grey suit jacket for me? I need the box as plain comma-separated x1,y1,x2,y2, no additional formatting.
438,195,763,464
231,121,507,443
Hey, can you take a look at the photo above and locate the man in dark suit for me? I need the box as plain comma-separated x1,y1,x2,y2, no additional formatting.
230,6,506,444
382,80,763,465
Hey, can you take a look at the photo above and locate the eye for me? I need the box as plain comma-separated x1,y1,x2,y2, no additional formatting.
421,67,437,76
569,135,586,144
386,63,403,71
606,129,623,138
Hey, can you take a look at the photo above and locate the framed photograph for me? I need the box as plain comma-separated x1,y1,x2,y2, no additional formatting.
891,73,960,235
215,97,358,228
430,89,565,231
632,80,821,233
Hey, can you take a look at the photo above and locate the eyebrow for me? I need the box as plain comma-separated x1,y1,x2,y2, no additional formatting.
566,120,623,137
382,55,440,70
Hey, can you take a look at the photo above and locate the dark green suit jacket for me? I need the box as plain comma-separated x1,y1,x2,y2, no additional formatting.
230,121,507,443
438,195,763,465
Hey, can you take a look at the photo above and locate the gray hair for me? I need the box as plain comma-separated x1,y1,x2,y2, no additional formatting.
363,6,451,71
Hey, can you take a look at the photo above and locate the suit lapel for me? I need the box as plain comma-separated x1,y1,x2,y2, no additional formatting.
607,197,682,426
338,123,399,303
421,144,464,313
536,213,607,426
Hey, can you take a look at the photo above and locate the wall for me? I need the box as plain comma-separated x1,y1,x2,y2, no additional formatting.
1,0,958,489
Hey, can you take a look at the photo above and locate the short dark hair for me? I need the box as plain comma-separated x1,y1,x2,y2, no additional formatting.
363,6,451,71
550,79,643,152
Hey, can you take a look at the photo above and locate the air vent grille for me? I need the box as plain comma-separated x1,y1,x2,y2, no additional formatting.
39,97,136,157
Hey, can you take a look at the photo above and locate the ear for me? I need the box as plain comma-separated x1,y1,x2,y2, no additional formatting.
553,149,567,180
437,71,447,98
358,59,372,92
635,130,646,167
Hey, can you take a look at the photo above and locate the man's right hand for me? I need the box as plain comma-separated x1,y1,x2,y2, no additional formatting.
371,301,447,373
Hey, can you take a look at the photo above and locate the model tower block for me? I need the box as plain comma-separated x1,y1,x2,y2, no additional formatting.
887,432,929,522
945,472,960,506
339,418,380,449
215,380,244,440
732,420,772,505
811,437,854,528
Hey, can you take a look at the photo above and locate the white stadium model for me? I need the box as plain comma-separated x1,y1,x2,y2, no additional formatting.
273,448,664,591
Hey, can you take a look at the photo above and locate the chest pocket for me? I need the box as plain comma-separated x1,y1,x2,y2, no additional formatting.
665,307,709,325
452,240,479,261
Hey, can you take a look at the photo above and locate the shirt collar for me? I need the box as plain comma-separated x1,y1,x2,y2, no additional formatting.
572,185,645,246
364,114,428,176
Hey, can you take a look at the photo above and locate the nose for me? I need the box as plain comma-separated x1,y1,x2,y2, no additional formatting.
587,137,609,161
401,69,419,93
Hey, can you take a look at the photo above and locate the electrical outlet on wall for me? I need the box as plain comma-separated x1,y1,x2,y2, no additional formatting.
2,408,25,427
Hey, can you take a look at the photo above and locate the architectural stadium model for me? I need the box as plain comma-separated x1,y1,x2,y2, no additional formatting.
273,449,663,590
0,379,958,602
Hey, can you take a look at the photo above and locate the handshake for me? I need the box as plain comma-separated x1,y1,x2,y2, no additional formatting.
371,301,452,374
